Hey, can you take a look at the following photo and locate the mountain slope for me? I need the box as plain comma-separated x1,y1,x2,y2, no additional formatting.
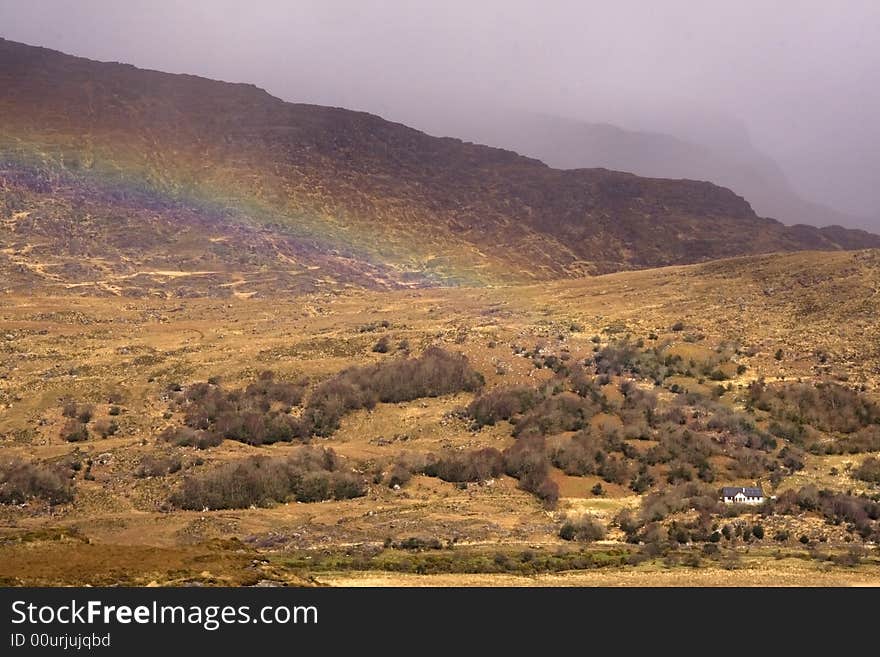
1,38,878,292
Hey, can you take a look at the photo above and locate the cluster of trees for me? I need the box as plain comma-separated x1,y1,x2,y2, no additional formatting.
422,448,504,483
499,436,559,505
592,339,737,384
466,385,542,428
747,380,880,435
159,426,224,450
387,441,560,506
610,484,773,548
638,482,721,524
163,348,483,447
511,392,603,439
813,426,880,455
304,347,483,436
166,372,309,447
464,357,800,495
773,485,880,541
0,457,73,505
172,447,366,510
552,430,635,485
612,482,880,548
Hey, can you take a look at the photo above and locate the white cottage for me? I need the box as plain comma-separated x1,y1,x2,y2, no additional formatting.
721,486,765,505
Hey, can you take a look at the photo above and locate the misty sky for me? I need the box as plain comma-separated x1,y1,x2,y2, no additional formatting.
1,0,878,223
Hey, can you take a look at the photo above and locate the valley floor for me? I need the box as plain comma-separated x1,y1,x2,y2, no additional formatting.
2,250,880,586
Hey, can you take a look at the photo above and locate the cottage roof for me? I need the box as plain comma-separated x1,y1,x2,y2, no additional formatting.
721,486,764,498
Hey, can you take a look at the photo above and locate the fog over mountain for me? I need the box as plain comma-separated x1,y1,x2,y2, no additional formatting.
412,108,868,230
1,0,877,230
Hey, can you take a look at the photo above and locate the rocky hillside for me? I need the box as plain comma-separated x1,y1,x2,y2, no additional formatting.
1,38,878,292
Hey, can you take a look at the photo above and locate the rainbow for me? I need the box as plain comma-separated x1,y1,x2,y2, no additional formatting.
0,128,500,287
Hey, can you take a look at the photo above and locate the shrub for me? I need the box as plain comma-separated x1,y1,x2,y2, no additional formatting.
503,436,553,500
629,462,655,493
640,482,720,523
768,420,806,444
136,453,182,478
423,448,504,483
76,405,94,424
559,516,606,542
372,336,391,353
0,458,73,504
593,340,641,375
93,419,119,438
244,372,307,407
61,420,89,443
752,524,765,540
854,457,880,483
614,508,641,536
387,464,412,488
394,537,443,551
551,431,603,476
467,386,541,427
159,426,223,450
773,487,880,538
